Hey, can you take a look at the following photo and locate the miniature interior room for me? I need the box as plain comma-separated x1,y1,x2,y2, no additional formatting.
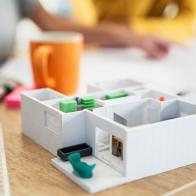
27,88,103,114
90,87,176,107
96,99,196,128
93,99,161,128
27,90,126,176
92,90,138,106
57,113,126,175
26,88,65,101
113,99,161,127
160,100,196,121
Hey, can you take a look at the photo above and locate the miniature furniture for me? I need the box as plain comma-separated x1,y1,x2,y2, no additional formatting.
58,143,92,161
59,100,77,113
68,153,96,179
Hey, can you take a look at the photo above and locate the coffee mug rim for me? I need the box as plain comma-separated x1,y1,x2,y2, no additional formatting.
31,31,83,43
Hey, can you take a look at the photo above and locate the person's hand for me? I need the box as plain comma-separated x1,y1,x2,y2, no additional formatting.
134,36,171,59
82,22,171,58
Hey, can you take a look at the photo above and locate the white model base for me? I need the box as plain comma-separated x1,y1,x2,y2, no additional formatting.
51,157,127,193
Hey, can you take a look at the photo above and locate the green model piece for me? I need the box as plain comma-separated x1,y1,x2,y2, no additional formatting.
84,104,96,109
80,96,96,109
105,91,129,100
59,99,77,113
80,96,95,104
68,153,96,179
83,102,96,109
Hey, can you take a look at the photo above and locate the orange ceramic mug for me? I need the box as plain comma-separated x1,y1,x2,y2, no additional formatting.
30,32,83,95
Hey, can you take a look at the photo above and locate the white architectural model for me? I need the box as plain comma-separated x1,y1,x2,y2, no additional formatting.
21,79,196,193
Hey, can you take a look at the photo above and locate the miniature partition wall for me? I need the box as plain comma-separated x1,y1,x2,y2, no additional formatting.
21,79,196,193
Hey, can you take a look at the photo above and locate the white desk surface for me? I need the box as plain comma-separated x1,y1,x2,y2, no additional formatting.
1,40,196,103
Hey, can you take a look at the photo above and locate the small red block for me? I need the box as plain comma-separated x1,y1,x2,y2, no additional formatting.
159,96,165,102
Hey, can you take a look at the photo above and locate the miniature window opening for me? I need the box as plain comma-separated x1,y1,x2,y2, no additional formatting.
95,128,110,164
95,128,124,173
44,111,60,134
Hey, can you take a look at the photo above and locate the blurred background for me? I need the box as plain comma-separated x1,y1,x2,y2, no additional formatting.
1,0,196,101
13,0,196,55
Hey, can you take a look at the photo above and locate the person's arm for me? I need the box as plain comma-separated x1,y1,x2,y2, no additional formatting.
28,2,171,58
29,4,138,45
130,0,196,43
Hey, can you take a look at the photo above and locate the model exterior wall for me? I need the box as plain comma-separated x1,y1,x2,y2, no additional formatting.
124,100,196,180
21,88,86,155
125,114,196,180
21,94,63,155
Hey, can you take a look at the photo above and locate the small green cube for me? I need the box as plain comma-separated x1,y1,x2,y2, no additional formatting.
59,100,77,113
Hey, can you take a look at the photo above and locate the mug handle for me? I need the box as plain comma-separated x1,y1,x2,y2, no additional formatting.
33,45,56,88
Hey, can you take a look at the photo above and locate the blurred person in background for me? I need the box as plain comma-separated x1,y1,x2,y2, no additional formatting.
92,0,196,44
1,0,181,65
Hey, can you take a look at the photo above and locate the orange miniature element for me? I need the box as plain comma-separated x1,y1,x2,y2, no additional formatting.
159,96,165,102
